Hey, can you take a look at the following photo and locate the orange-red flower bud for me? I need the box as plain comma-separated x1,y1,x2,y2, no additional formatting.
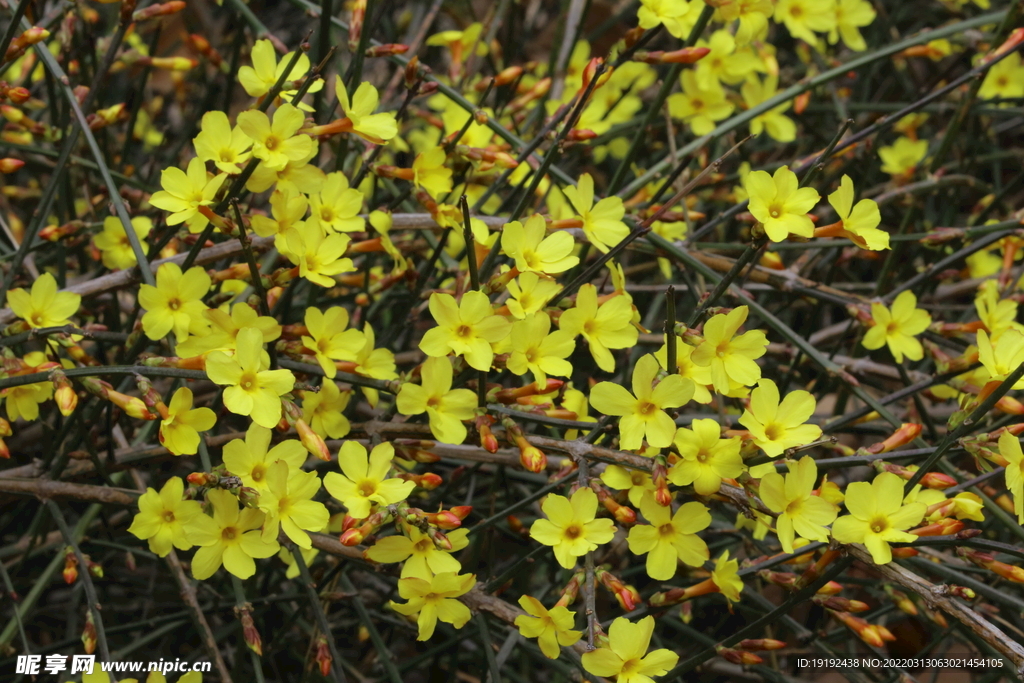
366,43,409,57
0,158,24,174
737,639,787,652
63,547,79,584
633,47,710,64
717,647,763,665
81,611,97,654
132,1,185,20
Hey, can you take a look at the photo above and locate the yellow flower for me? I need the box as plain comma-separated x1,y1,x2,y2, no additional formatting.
977,328,1024,388
515,595,582,659
193,110,251,174
237,103,313,172
829,0,876,51
562,386,597,440
742,75,796,143
205,327,296,428
628,493,710,580
302,380,352,439
336,76,398,145
826,175,887,251
308,171,364,233
979,52,1024,101
745,165,820,242
564,173,630,253
997,431,1023,523
831,471,926,564
670,419,744,495
280,220,356,287
975,279,1022,339
581,615,679,682
390,572,475,640
506,313,575,386
601,465,656,507
396,356,478,444
878,136,928,177
185,489,279,579
365,526,469,578
412,146,453,199
250,188,308,238
127,477,202,557
530,487,616,569
711,550,744,602
279,546,319,579
248,143,325,194
655,338,714,403
695,30,762,89
2,362,52,422
419,291,512,371
759,456,838,553
222,423,307,492
301,306,365,378
668,69,735,136
238,39,323,102
774,0,836,44
690,305,767,393
94,215,152,270
739,379,822,457
175,302,281,358
502,214,579,274
347,323,398,407
637,0,695,38
558,285,638,372
7,272,80,329
591,354,694,450
259,461,329,549
159,387,216,456
138,262,211,342
149,157,227,233
715,0,773,44
506,272,562,319
324,441,416,519
862,290,931,363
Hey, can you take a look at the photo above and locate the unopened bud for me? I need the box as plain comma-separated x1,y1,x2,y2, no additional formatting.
315,636,332,677
4,27,49,63
634,46,710,64
132,1,185,20
0,158,24,173
63,547,79,584
296,418,331,461
81,611,97,654
235,604,262,656
107,389,155,419
366,43,409,57
863,423,923,455
717,647,763,665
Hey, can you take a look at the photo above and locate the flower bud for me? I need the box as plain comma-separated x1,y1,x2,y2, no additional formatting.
132,1,186,20
107,389,156,419
475,415,499,453
813,595,869,612
0,417,12,438
296,418,331,461
4,27,49,63
717,647,763,665
863,423,923,455
53,376,78,416
633,47,710,64
885,586,918,615
831,611,886,647
554,571,584,608
597,567,640,611
234,604,262,656
315,636,332,677
366,43,409,57
63,547,79,584
81,611,97,654
0,158,24,173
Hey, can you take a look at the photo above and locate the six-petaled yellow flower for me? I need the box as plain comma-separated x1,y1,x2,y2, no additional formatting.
529,487,616,569
324,441,415,519
205,327,296,428
515,595,582,659
862,290,931,363
759,456,838,553
831,471,926,564
628,493,711,580
128,477,202,557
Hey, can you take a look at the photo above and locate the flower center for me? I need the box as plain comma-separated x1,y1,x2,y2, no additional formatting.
357,480,378,497
413,538,433,553
455,324,473,338
691,98,704,110
637,400,658,416
167,298,181,311
631,472,646,486
583,320,596,335
563,523,583,540
31,312,44,326
240,372,258,391
764,423,785,441
264,135,280,151
163,511,175,523
620,658,643,676
658,523,676,538
320,208,334,222
696,450,710,463
768,202,783,219
426,395,442,408
221,527,237,541
869,516,889,534
220,150,235,162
